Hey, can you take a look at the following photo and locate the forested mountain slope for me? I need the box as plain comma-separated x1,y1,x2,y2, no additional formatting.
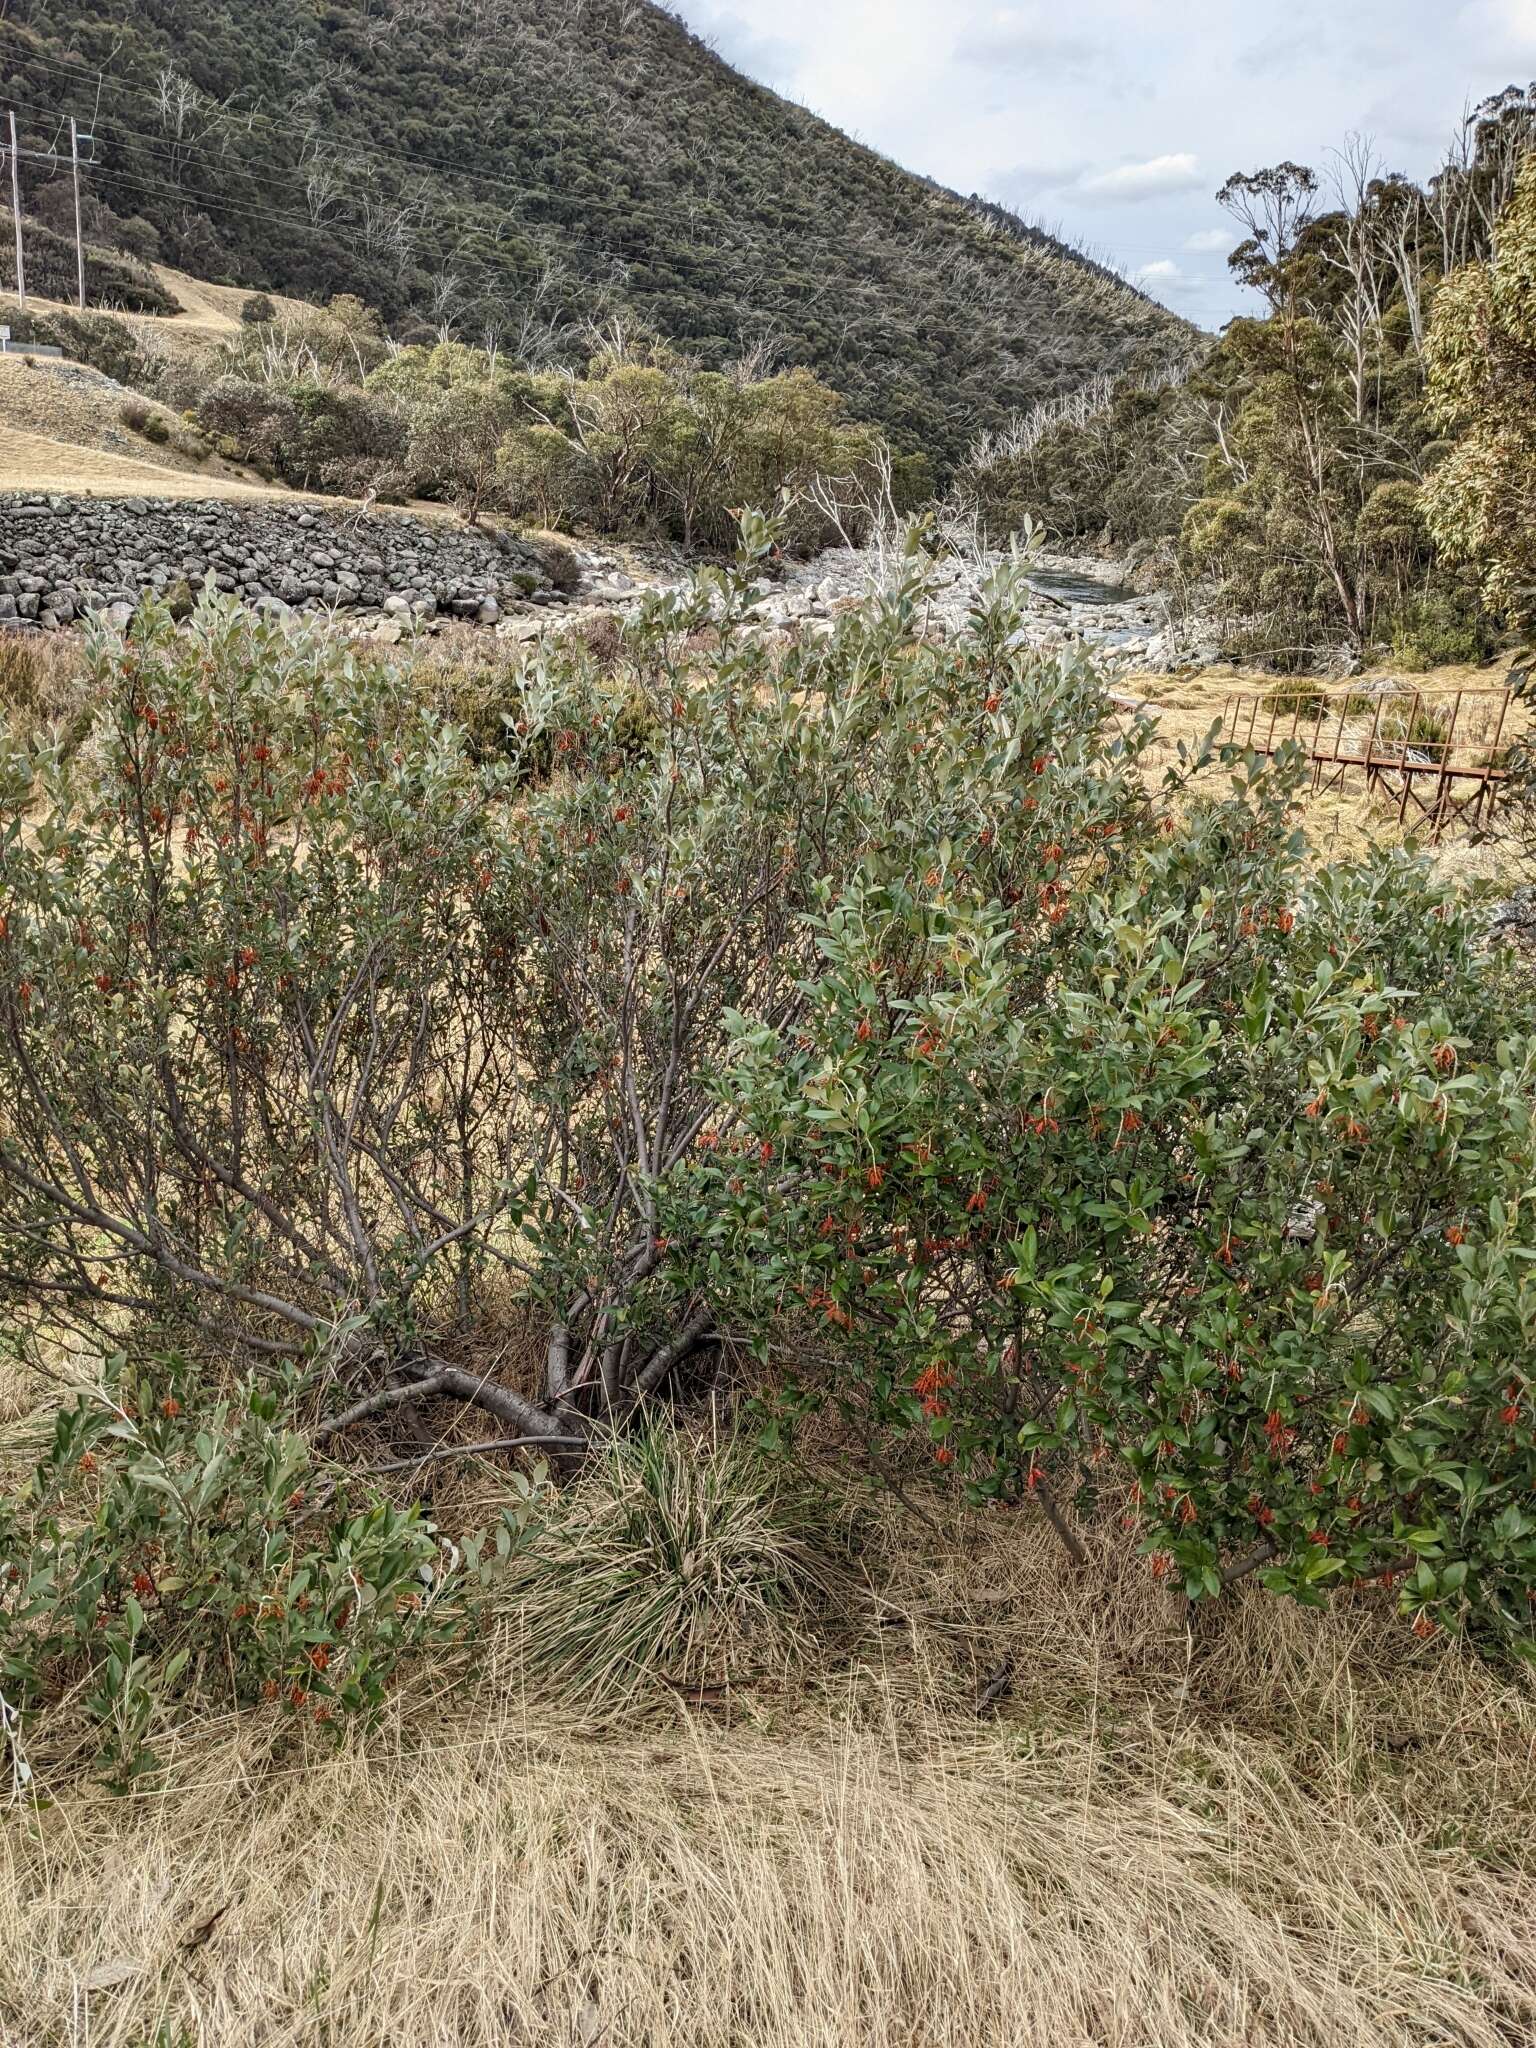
1,0,1191,469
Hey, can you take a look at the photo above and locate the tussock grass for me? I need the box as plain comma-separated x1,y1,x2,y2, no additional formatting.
499,1427,849,1703
6,1482,1535,2047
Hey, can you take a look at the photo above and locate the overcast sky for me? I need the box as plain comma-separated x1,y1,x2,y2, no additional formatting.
669,0,1536,329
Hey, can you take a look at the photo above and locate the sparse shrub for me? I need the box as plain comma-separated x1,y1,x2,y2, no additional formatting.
1380,698,1453,751
241,292,276,325
118,398,151,434
577,610,623,665
535,536,582,592
0,632,89,743
140,412,171,446
1265,677,1328,721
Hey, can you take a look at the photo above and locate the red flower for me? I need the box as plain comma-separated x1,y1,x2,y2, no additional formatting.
855,1017,872,1042
1501,1404,1521,1426
132,1572,154,1596
160,1397,181,1419
965,1190,988,1214
934,1445,954,1467
308,1645,330,1672
866,1164,885,1191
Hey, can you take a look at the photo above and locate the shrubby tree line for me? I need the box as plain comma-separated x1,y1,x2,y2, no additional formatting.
194,320,926,548
3,524,1535,1768
964,87,1536,670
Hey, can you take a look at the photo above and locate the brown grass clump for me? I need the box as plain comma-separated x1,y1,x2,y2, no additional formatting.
5,1481,1534,2048
0,630,92,746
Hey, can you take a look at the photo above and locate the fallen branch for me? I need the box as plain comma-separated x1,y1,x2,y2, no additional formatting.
353,1433,586,1477
633,1309,715,1400
315,1373,450,1440
1220,1536,1278,1588
423,1358,575,1442
976,1659,1015,1717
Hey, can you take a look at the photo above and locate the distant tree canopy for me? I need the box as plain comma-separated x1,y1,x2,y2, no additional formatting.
963,86,1536,669
1,0,1185,476
1423,156,1536,632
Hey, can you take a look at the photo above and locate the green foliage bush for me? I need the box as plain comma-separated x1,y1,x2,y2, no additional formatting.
3,534,1535,1666
195,374,401,493
0,1359,470,1779
1387,591,1495,669
2,306,160,392
1,219,175,314
367,337,906,546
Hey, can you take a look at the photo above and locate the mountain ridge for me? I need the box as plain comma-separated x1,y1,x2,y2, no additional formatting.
2,0,1194,470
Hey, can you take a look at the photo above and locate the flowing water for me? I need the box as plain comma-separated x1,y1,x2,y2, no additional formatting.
1024,566,1135,607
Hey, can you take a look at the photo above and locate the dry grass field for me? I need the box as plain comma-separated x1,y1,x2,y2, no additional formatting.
1123,660,1532,886
5,1484,1534,2048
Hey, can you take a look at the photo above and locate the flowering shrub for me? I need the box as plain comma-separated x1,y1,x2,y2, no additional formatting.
3,534,1535,1657
680,793,1536,1648
0,1359,483,1779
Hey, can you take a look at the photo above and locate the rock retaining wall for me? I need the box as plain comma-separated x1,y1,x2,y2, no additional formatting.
0,493,571,630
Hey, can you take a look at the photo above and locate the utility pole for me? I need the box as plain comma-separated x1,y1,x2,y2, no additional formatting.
6,110,24,310
70,115,85,309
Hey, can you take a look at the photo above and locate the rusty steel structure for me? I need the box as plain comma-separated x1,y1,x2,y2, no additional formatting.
1219,683,1518,843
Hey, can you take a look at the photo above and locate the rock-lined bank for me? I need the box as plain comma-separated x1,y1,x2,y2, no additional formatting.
0,493,579,631
0,494,1209,670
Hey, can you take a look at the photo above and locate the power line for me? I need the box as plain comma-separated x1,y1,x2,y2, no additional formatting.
5,45,604,206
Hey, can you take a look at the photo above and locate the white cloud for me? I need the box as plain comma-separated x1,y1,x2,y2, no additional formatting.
1131,257,1206,300
1076,152,1206,203
1456,0,1536,63
954,8,1103,71
668,0,1528,326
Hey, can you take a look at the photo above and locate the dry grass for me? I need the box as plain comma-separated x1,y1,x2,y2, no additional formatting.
6,1484,1534,2048
0,358,242,485
1121,660,1533,883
